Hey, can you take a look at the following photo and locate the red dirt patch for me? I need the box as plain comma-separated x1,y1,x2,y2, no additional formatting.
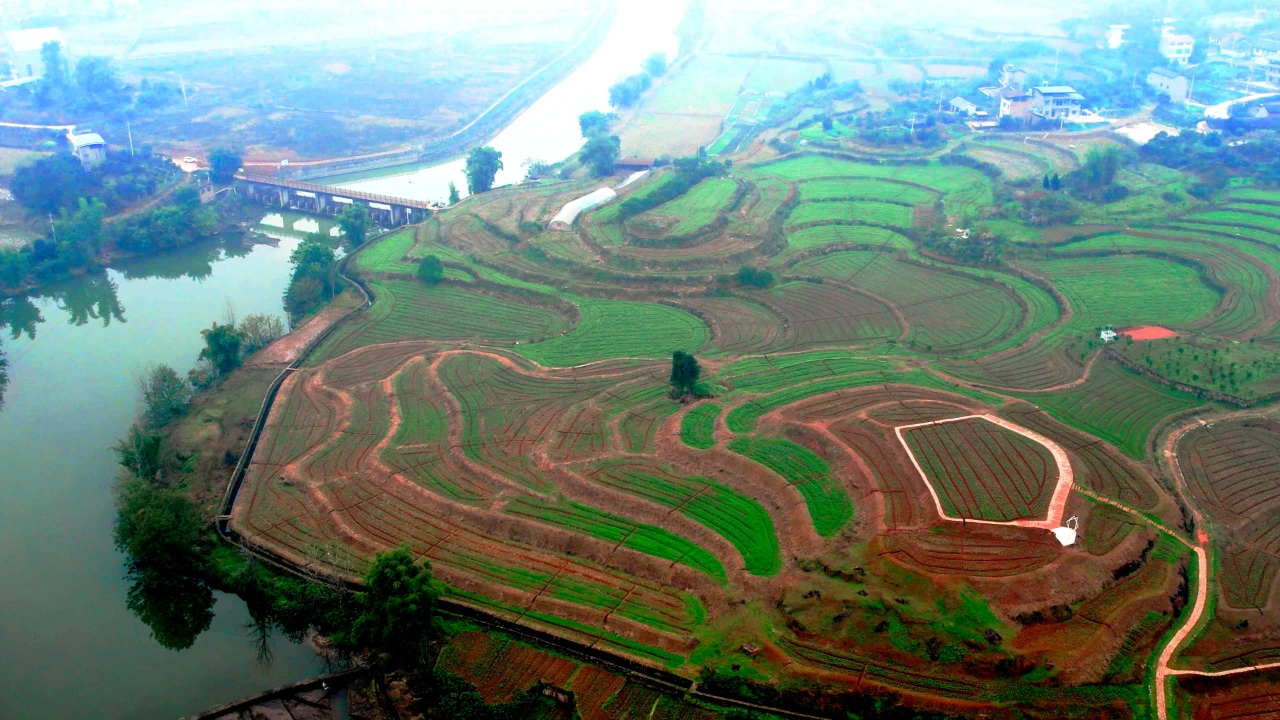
1120,325,1178,341
246,304,352,366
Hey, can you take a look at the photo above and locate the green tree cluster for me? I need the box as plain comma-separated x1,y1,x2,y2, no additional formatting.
464,146,503,195
577,110,621,177
418,254,444,285
138,365,193,429
199,322,244,376
208,147,242,184
670,351,701,396
112,425,214,651
284,236,337,319
735,265,774,288
338,202,372,247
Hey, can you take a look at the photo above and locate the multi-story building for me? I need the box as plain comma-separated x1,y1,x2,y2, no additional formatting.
1031,86,1084,120
1159,31,1196,65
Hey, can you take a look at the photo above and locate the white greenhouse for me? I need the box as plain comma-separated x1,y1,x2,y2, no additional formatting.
548,188,617,231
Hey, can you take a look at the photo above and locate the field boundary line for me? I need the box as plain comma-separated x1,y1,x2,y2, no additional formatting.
893,413,1074,531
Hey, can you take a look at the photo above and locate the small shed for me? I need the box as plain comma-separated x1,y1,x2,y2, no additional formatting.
615,157,656,172
548,188,616,231
1100,326,1118,343
67,131,107,169
949,97,979,117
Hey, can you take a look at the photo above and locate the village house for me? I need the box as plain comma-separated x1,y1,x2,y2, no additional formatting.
1031,86,1084,121
949,96,979,117
3,26,66,80
998,88,1033,121
67,131,107,169
1000,63,1029,90
1147,66,1190,102
1159,30,1196,65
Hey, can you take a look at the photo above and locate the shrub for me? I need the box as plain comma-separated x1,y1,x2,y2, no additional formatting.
417,254,444,285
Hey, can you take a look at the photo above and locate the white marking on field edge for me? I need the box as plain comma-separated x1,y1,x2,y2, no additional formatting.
894,414,1076,533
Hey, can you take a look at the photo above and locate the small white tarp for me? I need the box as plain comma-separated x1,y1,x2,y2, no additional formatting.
548,187,617,231
617,170,649,189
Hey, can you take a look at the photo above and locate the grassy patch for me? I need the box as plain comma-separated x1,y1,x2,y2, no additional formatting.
727,437,853,536
680,402,721,450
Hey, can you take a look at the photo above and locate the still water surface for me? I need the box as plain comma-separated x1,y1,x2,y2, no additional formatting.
0,238,323,720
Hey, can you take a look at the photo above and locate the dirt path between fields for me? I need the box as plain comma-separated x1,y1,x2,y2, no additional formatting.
247,304,353,366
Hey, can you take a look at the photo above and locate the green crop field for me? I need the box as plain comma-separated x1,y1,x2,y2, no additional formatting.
311,281,573,363
728,437,853,536
504,496,727,583
1027,254,1220,330
586,459,781,576
514,298,708,366
680,402,721,449
785,224,914,252
356,228,418,273
798,179,938,204
790,250,1024,353
901,418,1057,522
786,200,913,228
1013,360,1201,459
634,177,738,236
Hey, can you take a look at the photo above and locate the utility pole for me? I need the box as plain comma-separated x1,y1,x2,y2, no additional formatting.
126,120,134,157
48,213,56,242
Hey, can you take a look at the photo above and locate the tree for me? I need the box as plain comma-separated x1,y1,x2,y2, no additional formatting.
338,202,372,247
1042,174,1050,190
579,133,621,177
1050,173,1061,191
207,147,242,185
342,546,440,675
464,146,503,194
73,56,125,113
10,153,93,214
735,265,774,288
448,182,461,205
238,313,286,354
34,41,69,107
578,109,609,138
643,52,668,77
670,351,700,396
418,254,444,285
138,365,192,429
285,237,337,318
199,322,244,375
608,72,652,108
113,471,213,651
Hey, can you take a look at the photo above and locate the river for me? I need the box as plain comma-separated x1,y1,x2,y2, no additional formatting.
0,237,325,720
0,6,683,718
326,0,686,203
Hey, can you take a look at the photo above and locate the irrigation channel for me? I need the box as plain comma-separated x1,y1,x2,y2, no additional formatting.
0,10,687,717
320,0,686,203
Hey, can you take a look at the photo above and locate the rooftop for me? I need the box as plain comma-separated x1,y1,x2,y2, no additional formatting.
67,132,106,149
1149,66,1184,79
1033,85,1080,95
4,27,65,53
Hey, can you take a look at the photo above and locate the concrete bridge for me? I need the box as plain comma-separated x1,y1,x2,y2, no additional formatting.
236,174,434,226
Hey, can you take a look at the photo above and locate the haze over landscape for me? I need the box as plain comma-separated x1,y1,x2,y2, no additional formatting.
3,1,1280,718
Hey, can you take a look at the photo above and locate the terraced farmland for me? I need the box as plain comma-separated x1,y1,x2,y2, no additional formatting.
223,144,1280,712
900,417,1059,522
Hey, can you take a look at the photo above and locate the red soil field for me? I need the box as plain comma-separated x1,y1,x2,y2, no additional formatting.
1120,325,1178,340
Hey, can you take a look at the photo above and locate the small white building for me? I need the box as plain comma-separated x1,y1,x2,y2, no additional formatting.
3,27,67,80
67,132,107,169
1100,326,1118,343
1107,25,1130,50
1159,31,1196,66
548,188,616,231
1147,66,1190,103
949,96,979,117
